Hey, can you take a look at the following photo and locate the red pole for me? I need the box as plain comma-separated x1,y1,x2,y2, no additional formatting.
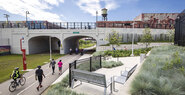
20,38,27,70
22,49,26,70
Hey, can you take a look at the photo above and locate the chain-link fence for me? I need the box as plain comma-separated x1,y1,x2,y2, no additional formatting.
175,9,185,46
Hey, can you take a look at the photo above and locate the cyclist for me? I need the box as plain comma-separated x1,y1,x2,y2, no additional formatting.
11,67,21,85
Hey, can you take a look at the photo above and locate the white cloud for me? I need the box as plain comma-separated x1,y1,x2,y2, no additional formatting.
0,0,65,22
44,0,64,6
76,0,139,16
76,0,118,16
77,0,101,16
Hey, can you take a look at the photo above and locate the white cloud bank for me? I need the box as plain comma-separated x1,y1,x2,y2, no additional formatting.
76,0,138,16
0,0,65,22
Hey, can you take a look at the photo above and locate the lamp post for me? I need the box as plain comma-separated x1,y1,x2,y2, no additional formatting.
26,11,30,27
49,36,52,60
96,11,98,22
4,14,9,23
131,22,135,56
20,37,27,70
26,11,30,22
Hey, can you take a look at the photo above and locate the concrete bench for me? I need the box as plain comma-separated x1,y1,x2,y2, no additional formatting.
71,69,112,95
113,64,137,91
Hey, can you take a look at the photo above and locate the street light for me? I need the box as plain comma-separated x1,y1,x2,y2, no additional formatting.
4,14,9,23
26,11,30,22
131,21,135,56
26,11,30,27
20,37,27,70
49,36,52,60
96,11,98,22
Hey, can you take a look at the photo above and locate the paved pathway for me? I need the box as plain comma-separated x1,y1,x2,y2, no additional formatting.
0,54,81,95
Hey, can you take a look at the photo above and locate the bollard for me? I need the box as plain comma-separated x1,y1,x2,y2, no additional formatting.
140,53,146,63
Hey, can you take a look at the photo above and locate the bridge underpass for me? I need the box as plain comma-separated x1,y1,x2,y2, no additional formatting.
28,36,60,54
63,36,97,54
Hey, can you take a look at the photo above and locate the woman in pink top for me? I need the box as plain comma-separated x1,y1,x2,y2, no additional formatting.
58,60,63,75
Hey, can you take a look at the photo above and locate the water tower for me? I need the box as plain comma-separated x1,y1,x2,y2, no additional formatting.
102,8,108,21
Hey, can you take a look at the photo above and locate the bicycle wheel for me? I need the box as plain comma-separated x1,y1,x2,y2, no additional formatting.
9,81,16,92
20,77,26,86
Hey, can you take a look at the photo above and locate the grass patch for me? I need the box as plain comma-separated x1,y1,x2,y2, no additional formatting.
0,54,64,83
47,75,85,95
92,51,105,56
102,61,123,68
130,45,185,95
79,43,95,49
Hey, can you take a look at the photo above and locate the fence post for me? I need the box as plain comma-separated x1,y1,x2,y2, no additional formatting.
90,57,92,72
60,22,61,29
40,23,41,29
69,63,72,87
74,60,77,69
67,22,68,29
100,55,102,68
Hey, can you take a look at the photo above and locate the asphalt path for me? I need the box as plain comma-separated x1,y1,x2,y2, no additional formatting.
0,54,81,95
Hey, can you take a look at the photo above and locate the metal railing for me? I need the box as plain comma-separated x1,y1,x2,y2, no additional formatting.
69,55,102,87
97,22,174,29
0,21,175,29
0,22,96,29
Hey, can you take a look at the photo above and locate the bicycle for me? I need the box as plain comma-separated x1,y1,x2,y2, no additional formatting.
9,74,26,92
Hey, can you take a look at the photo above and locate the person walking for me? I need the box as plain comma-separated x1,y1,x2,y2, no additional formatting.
75,47,78,54
35,66,45,91
49,59,56,75
69,48,72,55
58,60,63,75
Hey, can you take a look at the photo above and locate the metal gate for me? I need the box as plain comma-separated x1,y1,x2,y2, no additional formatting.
175,9,185,46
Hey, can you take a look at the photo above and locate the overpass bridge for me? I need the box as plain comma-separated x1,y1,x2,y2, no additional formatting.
0,22,171,54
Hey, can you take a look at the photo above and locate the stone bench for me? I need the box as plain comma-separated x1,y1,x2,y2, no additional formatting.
71,69,112,95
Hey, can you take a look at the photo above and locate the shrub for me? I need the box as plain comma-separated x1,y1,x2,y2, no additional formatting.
102,61,123,68
130,46,185,95
103,48,151,57
47,75,85,95
92,51,105,56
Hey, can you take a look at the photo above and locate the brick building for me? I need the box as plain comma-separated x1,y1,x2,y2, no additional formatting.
96,13,179,29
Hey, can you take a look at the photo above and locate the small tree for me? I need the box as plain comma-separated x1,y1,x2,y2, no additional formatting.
167,29,175,43
141,28,152,48
107,30,122,49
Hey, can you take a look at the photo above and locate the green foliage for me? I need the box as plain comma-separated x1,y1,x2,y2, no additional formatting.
107,30,122,47
92,51,105,56
79,39,95,49
163,52,182,70
47,75,85,95
103,48,151,57
140,28,152,48
130,46,185,95
102,61,123,68
167,29,175,42
0,54,64,83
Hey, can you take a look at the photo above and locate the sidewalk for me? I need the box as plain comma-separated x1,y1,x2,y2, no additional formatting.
0,54,81,95
51,54,92,85
71,56,142,95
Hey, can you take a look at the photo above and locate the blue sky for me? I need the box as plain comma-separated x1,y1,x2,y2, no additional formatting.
0,0,184,22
